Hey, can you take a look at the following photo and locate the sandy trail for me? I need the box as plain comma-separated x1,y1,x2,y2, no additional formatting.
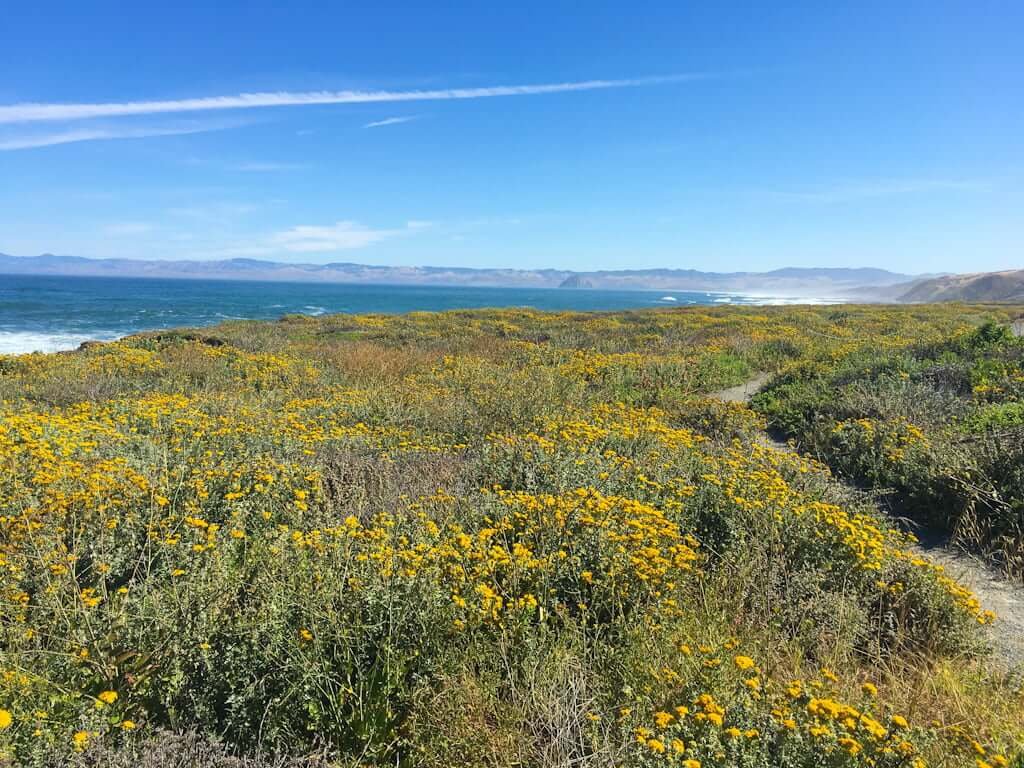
709,374,1024,669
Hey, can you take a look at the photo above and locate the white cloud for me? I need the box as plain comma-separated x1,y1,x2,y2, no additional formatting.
103,222,154,236
0,75,700,124
0,123,228,150
364,115,418,128
230,161,307,172
271,221,401,252
165,218,434,259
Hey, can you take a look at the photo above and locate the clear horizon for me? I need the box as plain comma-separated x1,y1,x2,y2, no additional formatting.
1,3,1021,274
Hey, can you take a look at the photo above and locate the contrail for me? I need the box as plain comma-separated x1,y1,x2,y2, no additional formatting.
0,75,702,124
0,124,227,150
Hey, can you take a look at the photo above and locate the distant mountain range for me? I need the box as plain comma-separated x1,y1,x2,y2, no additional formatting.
897,270,1024,303
0,252,927,299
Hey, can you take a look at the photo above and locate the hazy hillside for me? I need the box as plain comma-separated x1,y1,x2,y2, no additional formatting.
899,269,1024,303
0,252,919,297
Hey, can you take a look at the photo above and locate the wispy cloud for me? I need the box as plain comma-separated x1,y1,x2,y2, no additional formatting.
214,219,433,256
167,202,261,221
102,222,154,236
229,161,307,172
364,115,418,128
0,75,701,124
271,220,415,252
0,123,228,150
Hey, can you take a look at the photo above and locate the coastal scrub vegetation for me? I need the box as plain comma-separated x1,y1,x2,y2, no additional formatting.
1,304,1022,766
754,319,1024,576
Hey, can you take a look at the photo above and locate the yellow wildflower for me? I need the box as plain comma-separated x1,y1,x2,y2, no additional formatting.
733,655,756,671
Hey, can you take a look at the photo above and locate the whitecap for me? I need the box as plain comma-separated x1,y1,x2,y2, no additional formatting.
0,330,124,355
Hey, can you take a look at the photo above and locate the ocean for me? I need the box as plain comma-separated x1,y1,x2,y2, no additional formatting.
0,273,831,355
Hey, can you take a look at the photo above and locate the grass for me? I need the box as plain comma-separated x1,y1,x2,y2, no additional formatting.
1,303,1022,767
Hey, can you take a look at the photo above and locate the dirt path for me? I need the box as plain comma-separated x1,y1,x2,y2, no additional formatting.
926,548,1024,667
712,373,773,404
710,374,1024,670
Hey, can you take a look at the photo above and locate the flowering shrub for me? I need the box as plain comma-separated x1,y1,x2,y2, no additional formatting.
755,321,1024,575
0,305,1020,765
626,641,1014,768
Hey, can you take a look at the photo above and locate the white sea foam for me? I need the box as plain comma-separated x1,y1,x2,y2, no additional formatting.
0,290,843,358
0,331,123,355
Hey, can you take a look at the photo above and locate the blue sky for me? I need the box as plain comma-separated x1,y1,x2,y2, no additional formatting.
0,1,1020,274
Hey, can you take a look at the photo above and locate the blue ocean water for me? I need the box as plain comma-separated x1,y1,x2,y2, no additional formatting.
0,273,808,354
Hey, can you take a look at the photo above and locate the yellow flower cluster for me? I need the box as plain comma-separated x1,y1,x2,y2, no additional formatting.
633,641,1007,767
0,304,1015,763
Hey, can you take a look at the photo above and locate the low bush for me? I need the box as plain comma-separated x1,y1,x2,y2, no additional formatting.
754,321,1024,575
1,305,1021,765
